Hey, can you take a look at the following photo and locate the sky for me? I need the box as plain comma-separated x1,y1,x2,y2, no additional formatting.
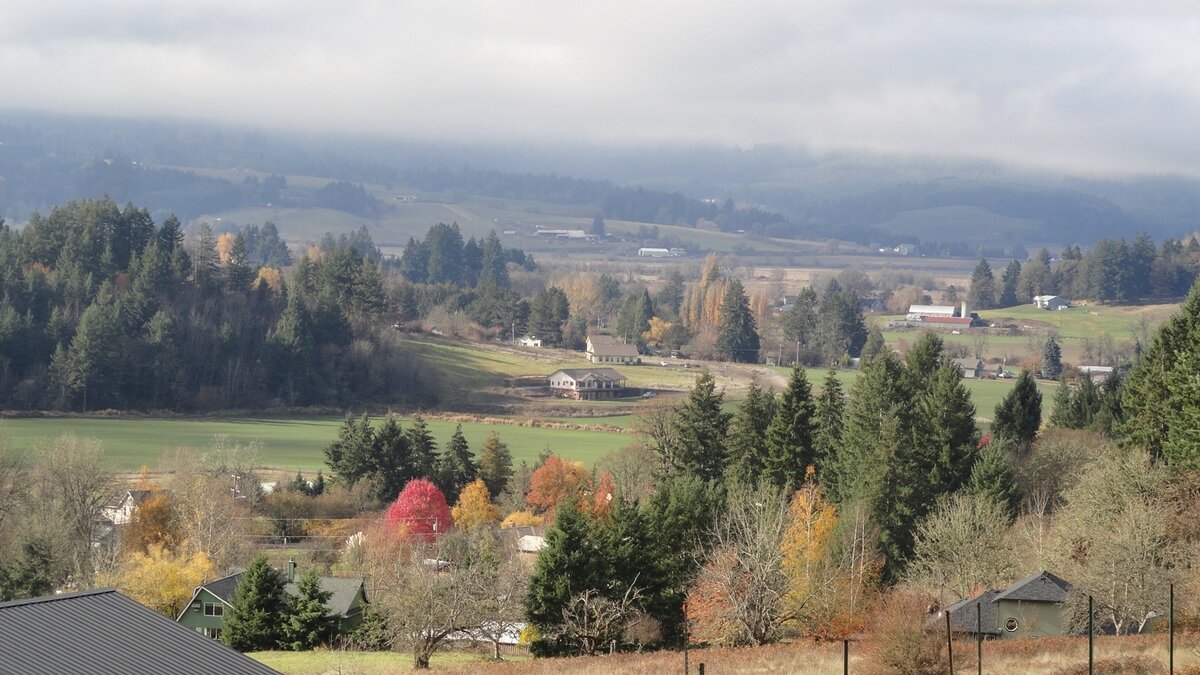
2,1,1199,175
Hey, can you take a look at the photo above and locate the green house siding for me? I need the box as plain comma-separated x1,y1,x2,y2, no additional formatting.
994,599,1068,639
177,588,231,638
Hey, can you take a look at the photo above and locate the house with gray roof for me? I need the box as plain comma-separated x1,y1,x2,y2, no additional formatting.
178,561,367,640
952,357,986,379
586,335,641,365
0,588,278,674
549,367,628,400
936,571,1072,639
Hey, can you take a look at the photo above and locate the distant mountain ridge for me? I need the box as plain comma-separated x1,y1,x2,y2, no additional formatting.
2,110,1198,250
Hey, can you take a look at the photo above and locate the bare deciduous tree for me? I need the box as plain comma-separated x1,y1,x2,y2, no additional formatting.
558,583,645,656
34,435,115,586
907,494,1015,602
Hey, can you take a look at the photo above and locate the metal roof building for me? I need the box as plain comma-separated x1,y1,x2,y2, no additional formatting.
0,588,278,674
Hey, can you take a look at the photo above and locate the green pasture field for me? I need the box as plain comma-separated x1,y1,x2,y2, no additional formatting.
0,415,633,472
975,303,1177,340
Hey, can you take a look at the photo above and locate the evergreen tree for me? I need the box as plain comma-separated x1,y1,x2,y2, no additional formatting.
590,216,606,237
67,284,121,411
399,237,429,283
425,223,466,285
1119,279,1200,467
763,366,816,490
992,370,1042,452
373,414,414,502
812,370,845,480
830,351,907,504
1042,335,1063,380
903,331,944,394
323,413,376,487
222,555,286,651
192,222,220,293
656,269,686,316
435,425,477,498
269,291,314,405
968,258,997,310
529,286,570,345
782,287,818,349
1050,378,1079,428
716,279,759,363
815,282,868,364
919,362,979,493
859,327,887,364
998,259,1022,308
278,568,336,650
615,289,653,346
966,444,1019,520
669,371,731,480
524,499,601,653
478,230,510,290
726,378,776,485
406,416,438,480
479,433,514,499
226,233,255,290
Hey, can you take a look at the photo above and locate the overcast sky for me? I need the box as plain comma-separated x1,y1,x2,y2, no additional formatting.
2,1,1199,175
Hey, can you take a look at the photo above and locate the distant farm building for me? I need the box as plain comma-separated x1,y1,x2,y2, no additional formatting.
638,247,672,257
891,302,976,329
953,358,986,379
548,368,628,401
1034,295,1069,310
936,571,1072,640
517,335,542,348
535,228,589,239
1078,365,1114,383
586,335,641,365
100,489,154,525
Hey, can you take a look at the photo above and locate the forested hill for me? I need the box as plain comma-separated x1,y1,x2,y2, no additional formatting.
0,198,433,412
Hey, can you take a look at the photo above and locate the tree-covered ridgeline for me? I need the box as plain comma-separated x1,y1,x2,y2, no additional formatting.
0,198,430,410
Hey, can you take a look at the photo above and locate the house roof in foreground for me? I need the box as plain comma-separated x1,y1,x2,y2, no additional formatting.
0,588,278,675
945,589,1002,635
194,571,365,617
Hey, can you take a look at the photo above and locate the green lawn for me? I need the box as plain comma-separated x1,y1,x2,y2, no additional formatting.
975,303,1177,340
0,415,632,472
249,649,518,674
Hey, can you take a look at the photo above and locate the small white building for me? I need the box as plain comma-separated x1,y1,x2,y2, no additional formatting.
1034,295,1069,310
637,247,671,258
100,490,153,525
1078,365,1114,383
517,335,542,348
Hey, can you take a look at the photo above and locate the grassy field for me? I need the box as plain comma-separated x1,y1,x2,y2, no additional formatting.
0,415,633,472
250,649,516,673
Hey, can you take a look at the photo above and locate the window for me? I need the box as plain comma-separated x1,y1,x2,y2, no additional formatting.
1004,618,1019,632
204,603,224,617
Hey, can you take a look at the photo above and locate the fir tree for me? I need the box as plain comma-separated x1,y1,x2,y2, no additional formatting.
436,425,477,498
323,413,376,487
373,414,413,502
669,371,731,480
859,327,887,365
726,378,776,485
716,280,760,363
992,370,1042,452
479,433,514,499
919,362,979,493
966,443,1019,520
1050,378,1079,428
222,555,286,651
763,366,816,490
524,499,601,653
812,370,845,480
1042,335,1063,380
278,568,336,650
998,259,1022,308
405,416,438,479
968,258,997,310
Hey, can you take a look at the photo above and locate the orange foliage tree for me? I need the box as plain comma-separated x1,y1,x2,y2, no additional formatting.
526,455,588,516
781,479,840,634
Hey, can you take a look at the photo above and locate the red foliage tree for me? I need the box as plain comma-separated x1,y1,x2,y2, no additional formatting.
385,478,453,543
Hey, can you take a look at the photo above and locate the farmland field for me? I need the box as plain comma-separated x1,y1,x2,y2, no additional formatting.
0,415,633,472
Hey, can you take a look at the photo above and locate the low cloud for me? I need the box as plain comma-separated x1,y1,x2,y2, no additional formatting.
2,0,1198,175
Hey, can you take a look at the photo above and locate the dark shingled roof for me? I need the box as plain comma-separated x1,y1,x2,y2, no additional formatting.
993,571,1071,603
552,368,627,382
197,570,365,617
945,589,1002,635
0,589,278,675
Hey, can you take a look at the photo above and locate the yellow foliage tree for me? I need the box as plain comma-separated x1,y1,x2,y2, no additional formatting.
216,232,236,264
451,479,501,531
500,510,544,528
642,316,675,347
253,267,285,297
101,544,215,616
781,479,839,620
123,490,181,555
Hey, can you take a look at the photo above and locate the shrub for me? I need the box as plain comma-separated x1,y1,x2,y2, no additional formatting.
863,592,949,675
1052,655,1164,675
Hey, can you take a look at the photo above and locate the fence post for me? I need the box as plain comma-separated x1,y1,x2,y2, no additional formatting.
1169,583,1175,674
698,665,705,675
976,601,982,675
946,609,955,674
1088,595,1094,675
844,638,849,675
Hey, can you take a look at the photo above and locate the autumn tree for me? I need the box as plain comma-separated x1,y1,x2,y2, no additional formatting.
100,545,214,617
386,479,454,543
781,480,840,631
526,455,588,516
122,488,181,554
451,480,501,531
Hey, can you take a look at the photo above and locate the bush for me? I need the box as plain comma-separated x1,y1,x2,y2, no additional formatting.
863,592,949,675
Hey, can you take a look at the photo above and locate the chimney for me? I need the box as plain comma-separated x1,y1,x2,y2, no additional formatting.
287,558,296,583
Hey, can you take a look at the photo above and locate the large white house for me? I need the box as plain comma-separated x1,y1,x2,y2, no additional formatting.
1034,295,1069,310
586,335,641,364
548,368,627,400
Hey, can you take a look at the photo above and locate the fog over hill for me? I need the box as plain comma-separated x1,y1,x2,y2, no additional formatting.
1,112,1198,250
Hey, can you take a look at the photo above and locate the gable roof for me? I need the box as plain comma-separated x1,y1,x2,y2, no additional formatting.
993,570,1071,603
952,358,984,370
190,570,366,617
284,577,366,618
945,589,1002,635
104,489,155,510
587,334,617,345
551,368,627,383
0,589,278,675
590,343,640,357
